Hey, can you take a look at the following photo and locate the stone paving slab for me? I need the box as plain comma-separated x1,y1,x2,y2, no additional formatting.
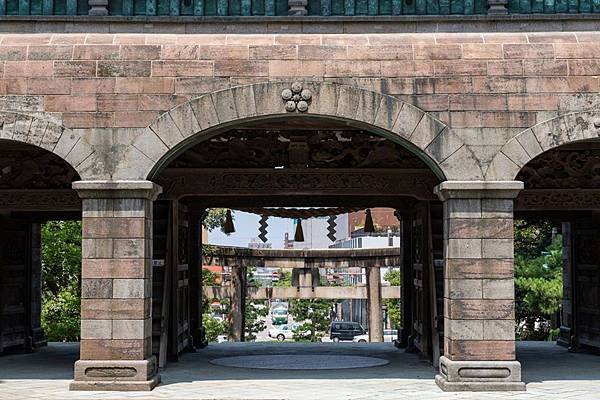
0,342,599,400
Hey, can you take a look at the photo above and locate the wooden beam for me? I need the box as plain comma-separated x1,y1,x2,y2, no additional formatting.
157,168,438,200
203,285,402,300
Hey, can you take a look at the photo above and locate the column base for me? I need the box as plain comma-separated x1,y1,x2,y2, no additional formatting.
436,356,525,392
70,357,160,391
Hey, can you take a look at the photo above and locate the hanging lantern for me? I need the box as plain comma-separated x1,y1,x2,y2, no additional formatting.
294,219,305,242
223,209,235,234
363,209,375,233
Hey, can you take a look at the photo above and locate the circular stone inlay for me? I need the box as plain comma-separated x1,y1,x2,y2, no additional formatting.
209,354,389,370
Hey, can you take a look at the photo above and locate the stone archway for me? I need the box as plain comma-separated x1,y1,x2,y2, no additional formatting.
136,81,480,181
0,111,88,175
486,110,600,181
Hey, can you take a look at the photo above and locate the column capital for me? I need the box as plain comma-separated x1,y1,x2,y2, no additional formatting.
434,181,524,201
73,180,162,200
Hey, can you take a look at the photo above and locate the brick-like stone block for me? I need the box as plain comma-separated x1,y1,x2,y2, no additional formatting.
445,338,515,361
483,320,515,340
83,217,146,239
112,238,149,259
112,278,150,299
446,299,514,320
98,61,151,77
483,279,514,299
445,319,484,340
82,258,149,279
448,218,513,239
80,339,148,360
446,258,513,280
82,238,114,259
81,319,112,340
152,60,213,77
214,60,268,77
503,44,554,59
445,279,483,299
112,319,151,340
73,45,119,60
445,198,482,219
82,278,113,299
446,238,482,259
81,299,150,320
482,239,513,259
54,61,96,77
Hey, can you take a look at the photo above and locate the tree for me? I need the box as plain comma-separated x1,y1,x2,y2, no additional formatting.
41,220,82,341
383,269,402,329
515,233,563,340
290,299,333,342
41,221,82,296
514,219,554,260
244,267,268,341
202,208,233,234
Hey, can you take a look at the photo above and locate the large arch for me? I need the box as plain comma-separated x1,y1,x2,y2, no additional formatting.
486,110,600,181
137,81,479,181
0,111,89,176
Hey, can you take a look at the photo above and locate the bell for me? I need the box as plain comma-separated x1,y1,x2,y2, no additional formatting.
223,209,235,234
363,209,375,233
294,219,305,242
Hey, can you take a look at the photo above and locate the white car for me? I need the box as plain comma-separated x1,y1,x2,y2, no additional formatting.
268,323,300,341
353,329,397,343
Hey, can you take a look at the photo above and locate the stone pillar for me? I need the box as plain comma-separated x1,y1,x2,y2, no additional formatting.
434,181,525,392
230,265,246,342
367,266,383,342
487,0,508,14
70,181,161,391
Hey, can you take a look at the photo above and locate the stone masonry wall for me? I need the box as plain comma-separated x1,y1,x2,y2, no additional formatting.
0,31,599,175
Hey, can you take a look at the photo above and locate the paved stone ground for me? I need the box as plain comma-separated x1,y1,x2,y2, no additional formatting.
0,341,599,399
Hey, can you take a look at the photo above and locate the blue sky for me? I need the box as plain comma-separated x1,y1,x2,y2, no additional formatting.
208,211,295,248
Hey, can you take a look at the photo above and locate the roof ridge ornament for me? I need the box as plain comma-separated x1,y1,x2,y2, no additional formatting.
282,82,312,113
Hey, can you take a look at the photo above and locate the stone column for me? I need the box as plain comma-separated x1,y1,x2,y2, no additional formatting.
367,266,383,342
70,181,161,391
434,181,525,392
230,265,246,342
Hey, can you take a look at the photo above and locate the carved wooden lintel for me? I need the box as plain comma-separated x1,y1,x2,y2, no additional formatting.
0,190,81,212
515,189,600,211
156,168,438,201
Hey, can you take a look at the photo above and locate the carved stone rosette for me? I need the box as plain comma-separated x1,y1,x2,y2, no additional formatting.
281,82,312,113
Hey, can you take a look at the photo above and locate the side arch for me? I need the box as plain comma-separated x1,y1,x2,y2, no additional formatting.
137,81,480,181
486,110,600,181
0,111,89,175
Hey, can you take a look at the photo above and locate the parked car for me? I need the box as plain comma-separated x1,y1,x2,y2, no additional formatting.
271,308,289,325
353,329,398,343
268,323,301,341
329,321,366,342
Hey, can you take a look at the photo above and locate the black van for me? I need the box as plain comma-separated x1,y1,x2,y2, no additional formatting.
329,321,366,342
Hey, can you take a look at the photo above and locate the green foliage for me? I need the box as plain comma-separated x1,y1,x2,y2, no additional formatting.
41,289,80,341
202,313,228,342
514,219,554,260
41,221,82,296
290,299,333,342
41,221,82,342
273,270,292,287
383,269,402,329
244,267,268,341
202,208,233,234
515,232,563,341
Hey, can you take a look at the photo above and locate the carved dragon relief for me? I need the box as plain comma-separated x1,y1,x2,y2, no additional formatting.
516,147,600,210
169,128,429,170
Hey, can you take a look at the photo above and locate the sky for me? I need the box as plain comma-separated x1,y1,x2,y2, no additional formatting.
208,211,295,249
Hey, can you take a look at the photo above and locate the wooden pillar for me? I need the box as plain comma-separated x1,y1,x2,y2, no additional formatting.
396,210,413,348
189,210,204,347
558,221,573,348
230,265,246,342
29,223,47,348
367,265,383,342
